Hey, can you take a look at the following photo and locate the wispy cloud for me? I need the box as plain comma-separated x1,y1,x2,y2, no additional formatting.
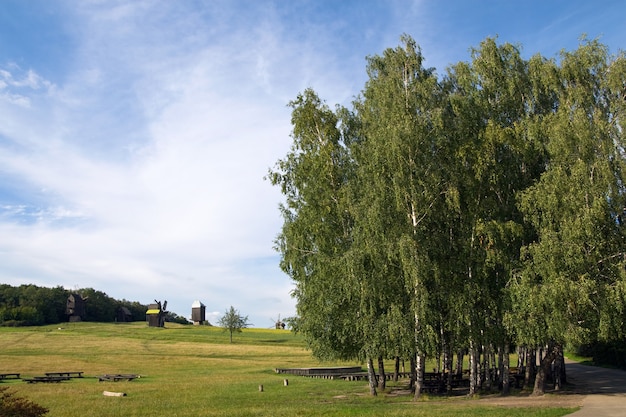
0,1,355,322
1,0,624,325
0,65,54,107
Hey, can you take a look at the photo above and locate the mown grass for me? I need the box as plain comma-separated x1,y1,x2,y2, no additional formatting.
0,323,576,417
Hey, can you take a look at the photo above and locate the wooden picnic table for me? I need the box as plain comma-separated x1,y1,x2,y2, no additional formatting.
24,376,69,383
45,371,84,378
98,374,139,382
0,373,20,380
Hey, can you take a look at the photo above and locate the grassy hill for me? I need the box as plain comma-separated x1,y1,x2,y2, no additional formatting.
0,323,575,416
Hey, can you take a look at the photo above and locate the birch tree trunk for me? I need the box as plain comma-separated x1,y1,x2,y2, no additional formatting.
456,350,464,376
444,345,453,394
413,353,425,400
553,345,563,391
469,342,479,396
377,356,386,390
367,357,378,396
409,355,416,390
497,346,504,390
532,345,558,396
524,347,536,389
482,345,491,391
559,350,567,385
502,343,510,395
394,356,400,382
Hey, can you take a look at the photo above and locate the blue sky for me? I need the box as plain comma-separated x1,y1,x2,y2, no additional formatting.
0,0,624,326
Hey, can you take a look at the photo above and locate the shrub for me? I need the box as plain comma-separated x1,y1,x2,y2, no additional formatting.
576,341,626,369
0,387,48,416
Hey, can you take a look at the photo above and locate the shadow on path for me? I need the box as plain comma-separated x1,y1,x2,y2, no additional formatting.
566,361,626,394
564,360,626,417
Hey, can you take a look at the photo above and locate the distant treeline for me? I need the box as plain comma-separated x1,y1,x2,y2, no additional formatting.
0,284,189,326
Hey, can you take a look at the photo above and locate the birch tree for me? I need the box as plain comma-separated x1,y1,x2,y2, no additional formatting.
268,89,361,361
353,35,450,399
514,39,626,395
271,35,626,398
442,38,542,395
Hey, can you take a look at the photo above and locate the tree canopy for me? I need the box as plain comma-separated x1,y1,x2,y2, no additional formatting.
0,284,160,326
270,35,626,397
218,306,251,343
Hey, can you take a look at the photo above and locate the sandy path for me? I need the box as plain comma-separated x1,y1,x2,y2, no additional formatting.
417,360,626,416
562,361,626,416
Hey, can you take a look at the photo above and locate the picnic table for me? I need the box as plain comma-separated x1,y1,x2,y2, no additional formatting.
0,373,20,380
24,376,69,383
45,371,84,378
98,374,139,382
23,371,84,383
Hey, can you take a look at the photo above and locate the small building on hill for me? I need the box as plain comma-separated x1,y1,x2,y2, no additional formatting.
66,293,87,322
116,306,132,322
191,300,206,325
146,300,166,327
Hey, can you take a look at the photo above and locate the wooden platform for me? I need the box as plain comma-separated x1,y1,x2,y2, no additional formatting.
275,367,470,393
275,366,362,379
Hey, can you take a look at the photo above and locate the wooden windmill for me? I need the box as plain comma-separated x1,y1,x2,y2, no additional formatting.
146,299,167,327
66,293,87,322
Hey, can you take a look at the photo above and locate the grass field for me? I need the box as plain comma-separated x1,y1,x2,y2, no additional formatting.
0,323,577,416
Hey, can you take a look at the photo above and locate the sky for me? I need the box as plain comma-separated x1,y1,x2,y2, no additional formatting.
0,0,624,327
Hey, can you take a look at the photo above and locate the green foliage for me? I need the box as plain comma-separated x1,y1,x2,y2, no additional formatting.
0,387,48,417
218,306,251,343
117,299,151,322
576,340,626,369
271,34,626,396
0,284,150,326
0,284,66,325
513,38,626,349
165,311,191,324
80,288,117,322
0,305,42,326
268,88,362,361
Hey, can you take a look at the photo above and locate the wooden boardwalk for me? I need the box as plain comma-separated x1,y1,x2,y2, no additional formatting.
275,366,362,380
275,366,476,393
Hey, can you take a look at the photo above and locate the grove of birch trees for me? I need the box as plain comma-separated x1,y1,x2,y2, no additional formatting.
269,35,626,397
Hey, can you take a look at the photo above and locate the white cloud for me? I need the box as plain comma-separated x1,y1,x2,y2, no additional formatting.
0,66,56,108
3,0,623,326
0,1,323,324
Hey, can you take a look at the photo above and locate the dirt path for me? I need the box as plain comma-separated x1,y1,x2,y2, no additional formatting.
382,359,626,416
470,360,626,416
407,360,626,416
560,361,626,416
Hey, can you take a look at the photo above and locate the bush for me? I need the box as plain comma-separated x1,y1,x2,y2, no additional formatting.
0,306,43,326
593,342,626,369
165,312,191,325
0,387,48,416
576,341,626,369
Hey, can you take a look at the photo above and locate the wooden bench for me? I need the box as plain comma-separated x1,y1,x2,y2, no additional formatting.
0,373,20,380
98,374,139,382
24,376,69,383
510,373,525,388
45,371,84,378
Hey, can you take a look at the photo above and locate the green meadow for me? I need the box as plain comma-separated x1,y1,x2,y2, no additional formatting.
0,323,576,416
